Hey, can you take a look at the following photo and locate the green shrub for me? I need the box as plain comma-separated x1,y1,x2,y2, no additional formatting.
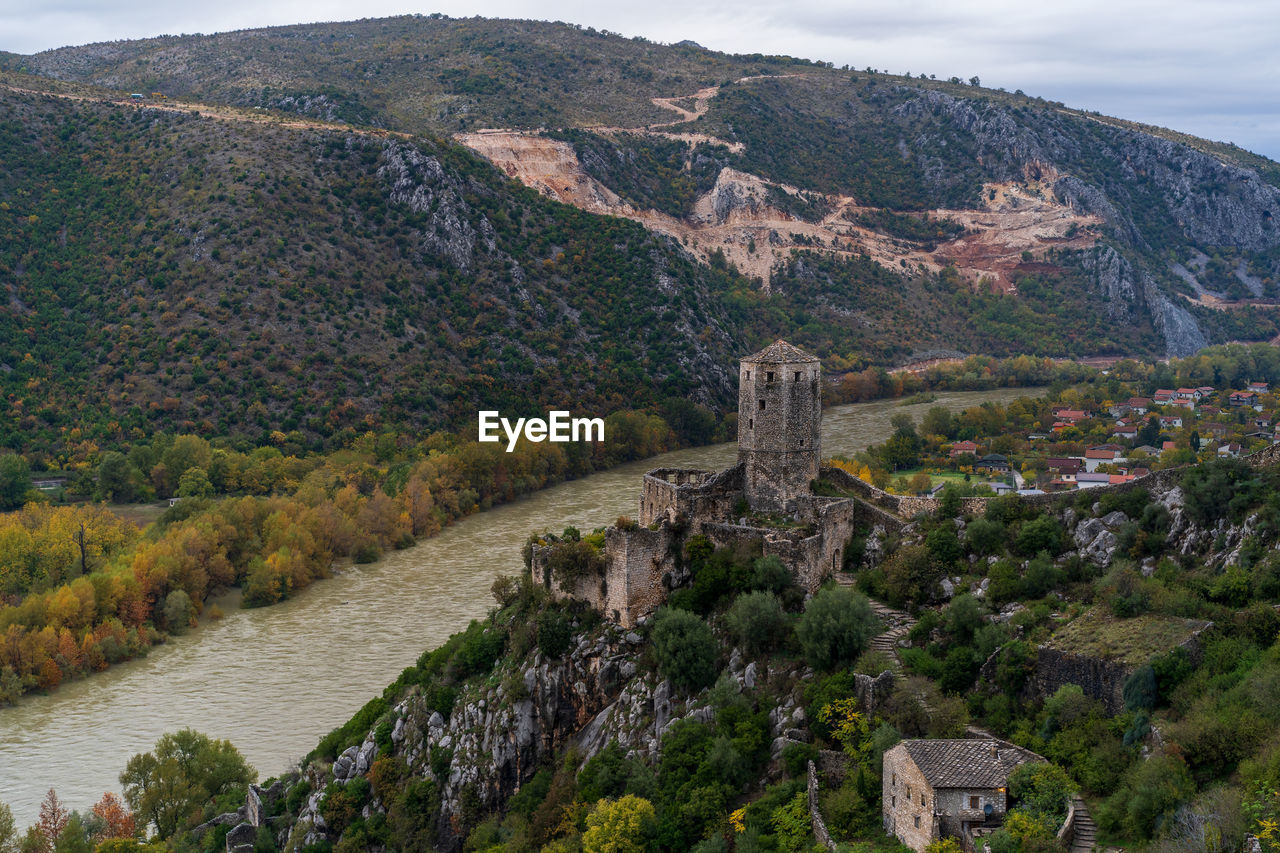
1007,762,1074,822
795,586,879,671
882,544,943,606
781,742,818,777
536,607,573,659
651,607,719,691
1014,515,1065,557
724,591,788,656
545,539,607,592
964,517,1006,556
925,525,963,566
353,540,381,564
1097,754,1194,839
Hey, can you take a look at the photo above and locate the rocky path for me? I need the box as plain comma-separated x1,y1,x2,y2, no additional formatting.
833,577,915,671
1070,796,1097,853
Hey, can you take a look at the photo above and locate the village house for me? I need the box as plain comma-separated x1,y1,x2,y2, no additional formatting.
1075,471,1112,489
950,440,979,458
975,454,1010,474
1231,391,1260,409
1084,447,1124,472
1044,458,1081,482
882,739,1043,852
1249,381,1269,394
1153,389,1176,404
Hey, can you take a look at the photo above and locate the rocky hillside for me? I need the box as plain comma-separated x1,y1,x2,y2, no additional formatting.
0,83,749,455
10,16,1280,359
183,452,1280,853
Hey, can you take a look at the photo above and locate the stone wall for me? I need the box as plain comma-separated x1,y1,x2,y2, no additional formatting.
809,760,837,852
1034,619,1209,713
638,464,745,528
934,787,1006,841
531,525,679,628
820,464,1191,520
602,525,679,627
883,744,940,852
1031,648,1136,715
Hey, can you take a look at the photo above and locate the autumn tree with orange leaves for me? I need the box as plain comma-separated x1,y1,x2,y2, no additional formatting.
91,792,136,842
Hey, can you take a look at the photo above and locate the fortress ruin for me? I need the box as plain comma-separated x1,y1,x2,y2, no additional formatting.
529,340,882,627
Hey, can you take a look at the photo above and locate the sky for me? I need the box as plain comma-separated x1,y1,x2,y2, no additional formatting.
2,0,1278,161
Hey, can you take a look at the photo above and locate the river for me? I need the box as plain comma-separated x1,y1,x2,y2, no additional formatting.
0,387,1034,826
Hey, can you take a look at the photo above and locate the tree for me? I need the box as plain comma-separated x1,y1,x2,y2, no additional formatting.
795,586,879,670
120,729,256,839
176,468,213,499
96,453,139,503
1014,515,1065,557
882,544,943,606
650,608,717,691
0,455,31,512
582,795,656,853
724,591,787,656
921,407,956,439
50,815,90,853
91,793,136,843
0,800,16,853
37,789,68,852
1137,415,1162,448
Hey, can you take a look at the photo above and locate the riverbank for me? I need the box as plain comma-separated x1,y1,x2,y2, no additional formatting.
0,388,1040,827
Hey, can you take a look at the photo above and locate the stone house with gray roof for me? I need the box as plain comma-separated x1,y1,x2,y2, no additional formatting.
882,738,1043,852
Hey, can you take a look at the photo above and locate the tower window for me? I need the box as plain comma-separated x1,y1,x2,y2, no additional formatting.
745,369,751,380
759,400,766,410
794,371,800,381
748,418,753,429
799,439,804,447
766,371,775,382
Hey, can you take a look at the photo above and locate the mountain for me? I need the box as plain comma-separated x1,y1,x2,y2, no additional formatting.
4,15,1280,455
0,82,747,456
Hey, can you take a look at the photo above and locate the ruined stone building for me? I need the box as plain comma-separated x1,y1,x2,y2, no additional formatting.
530,340,882,626
882,739,1043,852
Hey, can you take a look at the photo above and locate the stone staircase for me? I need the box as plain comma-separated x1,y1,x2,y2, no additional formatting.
832,580,915,672
1070,796,1097,853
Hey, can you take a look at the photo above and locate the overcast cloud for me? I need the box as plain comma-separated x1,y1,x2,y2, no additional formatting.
2,0,1277,160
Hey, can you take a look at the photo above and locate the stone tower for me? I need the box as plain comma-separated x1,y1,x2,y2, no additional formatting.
737,340,821,512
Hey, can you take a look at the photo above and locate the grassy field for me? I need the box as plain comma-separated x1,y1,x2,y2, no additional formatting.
1045,607,1212,666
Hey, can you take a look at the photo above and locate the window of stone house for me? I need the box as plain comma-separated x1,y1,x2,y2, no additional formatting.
892,774,896,786
914,816,920,828
759,400,766,410
794,371,801,381
766,371,775,381
745,370,751,379
970,796,979,809
748,418,753,429
920,794,925,806
907,786,911,798
892,796,896,808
